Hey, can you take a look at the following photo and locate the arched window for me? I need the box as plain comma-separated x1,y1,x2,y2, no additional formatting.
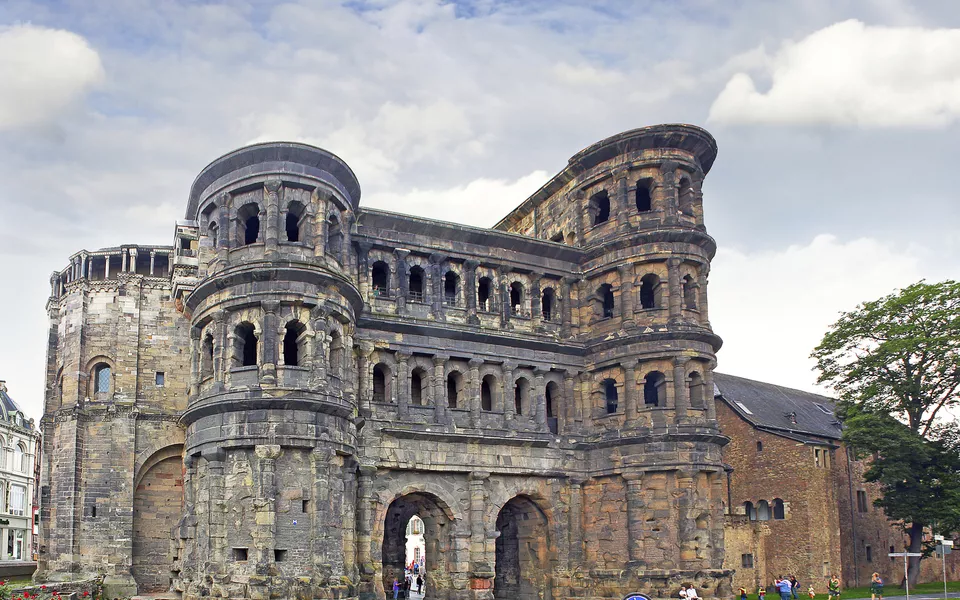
327,214,343,258
478,277,493,311
411,368,427,406
209,221,219,248
541,287,556,321
744,501,757,521
590,190,610,225
371,261,390,296
773,498,785,520
285,201,304,242
636,180,652,212
329,331,343,377
283,321,306,367
678,177,694,215
757,500,771,521
444,271,460,306
235,323,257,367
201,333,214,378
688,372,704,408
15,443,26,473
238,203,260,246
683,274,697,310
546,381,560,434
599,284,615,318
603,378,618,414
481,375,495,411
373,364,388,403
510,282,524,316
644,371,666,406
447,372,462,408
757,440,763,452
514,377,530,415
639,274,662,309
93,363,111,394
409,266,425,302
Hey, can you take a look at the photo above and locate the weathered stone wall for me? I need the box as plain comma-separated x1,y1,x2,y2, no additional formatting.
132,455,183,592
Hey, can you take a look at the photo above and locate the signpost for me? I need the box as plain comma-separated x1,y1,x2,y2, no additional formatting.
934,536,954,600
888,552,923,600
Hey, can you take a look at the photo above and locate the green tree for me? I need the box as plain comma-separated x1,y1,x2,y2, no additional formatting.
812,280,960,586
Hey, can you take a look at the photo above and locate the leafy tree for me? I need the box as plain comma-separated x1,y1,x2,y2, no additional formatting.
812,280,960,586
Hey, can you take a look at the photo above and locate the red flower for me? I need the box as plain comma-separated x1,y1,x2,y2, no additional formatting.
41,586,47,590
83,593,90,597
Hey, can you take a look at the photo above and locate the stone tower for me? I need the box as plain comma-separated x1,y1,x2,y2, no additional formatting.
39,124,730,600
173,144,364,599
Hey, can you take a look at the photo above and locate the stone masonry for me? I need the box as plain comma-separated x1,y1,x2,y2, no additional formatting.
38,124,733,599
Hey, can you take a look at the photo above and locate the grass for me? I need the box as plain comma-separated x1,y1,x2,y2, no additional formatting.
741,581,960,600
0,578,33,587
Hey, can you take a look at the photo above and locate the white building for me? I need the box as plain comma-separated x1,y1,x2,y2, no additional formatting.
0,381,39,561
405,516,426,572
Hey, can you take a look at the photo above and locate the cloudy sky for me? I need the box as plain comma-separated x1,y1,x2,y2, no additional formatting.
1,0,959,420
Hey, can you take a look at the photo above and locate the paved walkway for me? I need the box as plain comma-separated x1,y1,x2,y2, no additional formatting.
863,593,959,600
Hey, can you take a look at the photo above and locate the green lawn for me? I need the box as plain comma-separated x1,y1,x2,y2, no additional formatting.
742,581,960,600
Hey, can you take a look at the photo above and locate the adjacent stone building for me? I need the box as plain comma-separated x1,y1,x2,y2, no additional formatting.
38,125,732,599
716,373,960,592
0,381,40,562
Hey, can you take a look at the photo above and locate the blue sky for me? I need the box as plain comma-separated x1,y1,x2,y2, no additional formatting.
1,0,959,418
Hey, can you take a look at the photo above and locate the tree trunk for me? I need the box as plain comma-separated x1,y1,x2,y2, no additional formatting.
906,521,924,588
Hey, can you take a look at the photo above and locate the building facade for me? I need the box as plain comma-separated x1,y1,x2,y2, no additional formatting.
37,124,731,599
0,381,40,562
715,373,960,592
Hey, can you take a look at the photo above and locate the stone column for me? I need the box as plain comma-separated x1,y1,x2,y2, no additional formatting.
433,355,447,425
357,242,373,307
310,307,328,389
121,249,128,273
254,445,281,567
568,478,585,569
261,300,280,385
698,264,711,327
673,357,689,418
395,249,410,315
704,364,718,422
623,472,645,564
429,253,446,319
358,341,374,416
312,189,328,259
468,358,483,427
149,251,156,276
128,248,137,275
80,252,88,278
563,371,578,433
624,362,638,423
578,371,593,429
660,160,679,225
397,352,410,420
189,327,201,397
343,210,355,272
469,472,492,580
104,255,110,279
204,449,227,566
213,310,227,388
533,369,548,432
264,179,281,258
561,277,575,338
667,257,682,322
498,265,510,328
464,259,479,324
572,190,585,244
340,460,358,578
618,264,634,327
502,362,516,426
530,272,542,327
356,465,376,575
615,168,631,233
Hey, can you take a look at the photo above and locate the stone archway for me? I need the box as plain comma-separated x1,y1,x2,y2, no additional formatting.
381,492,457,599
132,452,183,593
494,495,551,600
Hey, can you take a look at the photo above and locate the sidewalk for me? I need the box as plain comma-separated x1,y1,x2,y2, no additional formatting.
866,593,960,600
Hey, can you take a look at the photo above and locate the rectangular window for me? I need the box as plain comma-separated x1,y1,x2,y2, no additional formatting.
8,485,25,516
857,490,868,512
741,553,754,568
815,448,822,467
274,549,287,562
233,548,248,562
866,545,872,562
155,372,165,387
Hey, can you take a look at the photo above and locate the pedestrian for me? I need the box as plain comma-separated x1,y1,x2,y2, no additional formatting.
687,584,699,600
392,578,400,600
739,585,748,600
777,576,793,600
870,573,883,600
758,583,766,600
808,585,815,599
417,575,424,594
679,585,688,600
828,574,841,600
790,576,800,600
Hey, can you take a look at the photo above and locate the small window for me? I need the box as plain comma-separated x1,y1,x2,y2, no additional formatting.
688,372,704,408
238,203,260,246
283,321,306,367
371,261,390,296
510,282,524,316
744,501,756,521
773,498,785,520
678,177,694,215
155,372,165,387
639,274,661,309
233,548,249,562
590,190,611,225
447,372,461,409
550,232,564,243
285,201,304,242
757,500,771,521
373,364,388,403
201,334,214,378
546,381,559,434
815,448,822,468
599,284,614,318
411,368,426,406
94,364,111,394
603,378,618,414
236,323,257,367
865,545,872,562
209,221,219,248
756,441,763,452
481,375,495,411
274,549,287,562
636,181,652,212
409,266,425,302
741,553,754,569
478,277,493,311
541,287,556,321
643,371,666,406
302,499,311,513
514,377,530,415
444,271,460,306
857,490,868,512
682,275,697,310
327,214,343,258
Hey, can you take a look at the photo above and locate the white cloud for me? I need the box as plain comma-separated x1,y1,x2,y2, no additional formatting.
552,62,624,86
710,234,927,393
0,24,104,130
363,170,551,227
708,20,960,128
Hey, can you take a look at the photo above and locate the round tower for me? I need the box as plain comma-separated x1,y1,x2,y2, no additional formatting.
175,143,363,600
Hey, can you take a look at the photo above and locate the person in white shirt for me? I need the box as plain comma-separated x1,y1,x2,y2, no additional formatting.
687,585,699,600
680,585,688,600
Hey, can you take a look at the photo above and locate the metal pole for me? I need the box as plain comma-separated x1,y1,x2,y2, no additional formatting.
944,549,949,600
904,553,910,600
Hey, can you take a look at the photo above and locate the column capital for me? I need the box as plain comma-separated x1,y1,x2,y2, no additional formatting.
261,300,280,314
396,350,411,362
501,361,517,372
672,356,689,368
429,252,447,265
464,259,480,270
394,248,411,260
622,472,644,482
569,477,588,488
433,354,449,367
264,178,282,193
667,256,682,267
358,340,375,356
190,326,203,341
533,368,548,378
356,240,373,256
468,358,484,369
470,471,490,482
358,464,378,477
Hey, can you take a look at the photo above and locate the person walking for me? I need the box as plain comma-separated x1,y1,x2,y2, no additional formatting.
758,584,766,600
417,575,424,594
740,586,748,600
790,576,800,600
870,573,883,600
828,574,841,600
777,576,793,600
392,578,400,600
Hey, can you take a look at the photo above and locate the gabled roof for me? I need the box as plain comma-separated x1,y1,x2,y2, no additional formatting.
714,372,843,443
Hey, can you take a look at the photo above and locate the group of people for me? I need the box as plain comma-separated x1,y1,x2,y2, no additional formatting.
391,572,425,599
739,572,884,600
